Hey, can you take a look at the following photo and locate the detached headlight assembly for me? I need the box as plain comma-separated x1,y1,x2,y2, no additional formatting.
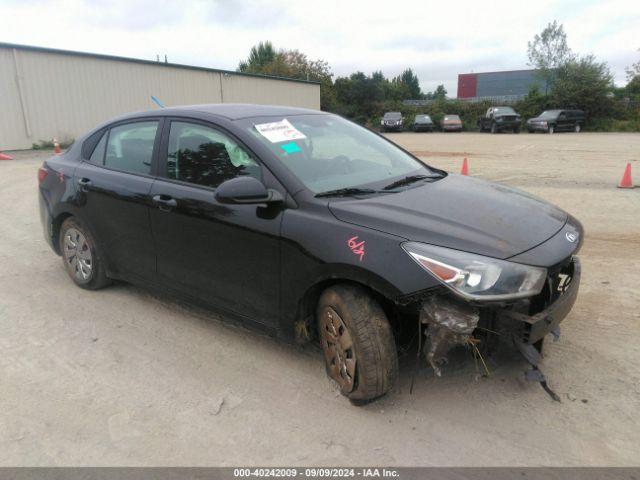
402,242,547,301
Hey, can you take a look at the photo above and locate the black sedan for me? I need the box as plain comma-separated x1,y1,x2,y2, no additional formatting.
412,114,435,132
38,104,583,404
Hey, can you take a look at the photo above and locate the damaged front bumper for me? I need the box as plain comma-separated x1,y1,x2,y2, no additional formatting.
498,256,580,346
418,256,581,375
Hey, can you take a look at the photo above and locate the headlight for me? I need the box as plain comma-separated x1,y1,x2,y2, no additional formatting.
402,242,547,301
381,120,385,125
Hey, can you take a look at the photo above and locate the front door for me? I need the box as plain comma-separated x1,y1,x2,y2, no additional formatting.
148,119,282,326
73,119,161,282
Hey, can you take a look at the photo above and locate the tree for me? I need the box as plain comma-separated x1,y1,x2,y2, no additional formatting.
551,54,614,117
625,48,640,81
625,49,640,97
392,69,422,99
527,21,575,94
237,42,335,110
237,41,277,73
432,84,447,100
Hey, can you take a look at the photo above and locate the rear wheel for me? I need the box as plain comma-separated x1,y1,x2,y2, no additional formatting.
317,284,398,403
59,217,110,290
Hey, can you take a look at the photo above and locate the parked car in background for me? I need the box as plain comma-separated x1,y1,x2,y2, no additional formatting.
478,106,521,133
526,110,585,134
412,114,435,132
442,114,463,132
380,112,404,132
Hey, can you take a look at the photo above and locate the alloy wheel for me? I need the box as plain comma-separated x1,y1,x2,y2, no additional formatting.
319,306,356,392
63,228,93,281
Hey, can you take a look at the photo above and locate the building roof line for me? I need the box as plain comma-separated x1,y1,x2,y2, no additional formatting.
458,68,539,76
0,41,320,85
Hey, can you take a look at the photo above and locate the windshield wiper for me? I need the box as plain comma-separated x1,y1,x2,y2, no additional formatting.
382,174,441,190
315,187,389,198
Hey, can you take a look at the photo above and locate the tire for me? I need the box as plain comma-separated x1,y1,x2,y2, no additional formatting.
490,123,497,134
574,124,581,133
513,127,520,134
317,284,398,403
59,217,110,290
549,125,555,134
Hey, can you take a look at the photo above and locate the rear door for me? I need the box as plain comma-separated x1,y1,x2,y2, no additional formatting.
148,118,282,326
73,119,161,282
556,111,571,131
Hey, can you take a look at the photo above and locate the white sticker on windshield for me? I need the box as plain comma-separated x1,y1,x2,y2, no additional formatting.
254,119,306,143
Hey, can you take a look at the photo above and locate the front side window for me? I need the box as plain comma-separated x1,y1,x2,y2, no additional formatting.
242,114,435,194
166,121,261,188
105,121,158,175
538,110,560,120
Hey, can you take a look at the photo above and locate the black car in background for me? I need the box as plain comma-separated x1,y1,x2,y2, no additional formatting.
412,114,435,132
478,106,521,133
527,109,585,134
38,104,583,404
380,111,403,132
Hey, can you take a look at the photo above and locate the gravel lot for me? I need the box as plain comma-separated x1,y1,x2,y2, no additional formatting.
1,132,639,466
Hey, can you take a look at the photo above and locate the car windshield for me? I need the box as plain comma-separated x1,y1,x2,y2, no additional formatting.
415,115,432,122
383,112,402,119
538,110,561,119
493,107,516,115
444,115,460,122
242,114,436,194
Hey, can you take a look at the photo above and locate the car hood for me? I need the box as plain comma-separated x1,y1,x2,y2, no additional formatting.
528,117,547,122
328,174,568,260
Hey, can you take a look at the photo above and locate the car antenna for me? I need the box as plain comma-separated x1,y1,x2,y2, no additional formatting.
150,95,166,109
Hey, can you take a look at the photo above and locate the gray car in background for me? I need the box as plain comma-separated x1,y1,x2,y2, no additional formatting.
412,114,435,132
380,112,404,132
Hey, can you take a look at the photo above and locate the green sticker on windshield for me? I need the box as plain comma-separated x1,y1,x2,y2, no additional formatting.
280,142,301,154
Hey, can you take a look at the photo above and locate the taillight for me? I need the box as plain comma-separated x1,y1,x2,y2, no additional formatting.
38,166,48,184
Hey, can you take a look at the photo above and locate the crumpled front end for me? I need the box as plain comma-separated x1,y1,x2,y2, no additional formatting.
417,255,580,386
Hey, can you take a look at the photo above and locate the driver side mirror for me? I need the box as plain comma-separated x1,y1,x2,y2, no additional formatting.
215,177,284,205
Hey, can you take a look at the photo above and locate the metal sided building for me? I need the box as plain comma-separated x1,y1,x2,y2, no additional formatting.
0,42,321,150
457,69,544,100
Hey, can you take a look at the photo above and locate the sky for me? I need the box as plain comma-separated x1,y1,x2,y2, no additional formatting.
1,0,638,96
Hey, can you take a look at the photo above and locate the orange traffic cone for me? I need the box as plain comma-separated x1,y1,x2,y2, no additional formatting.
618,163,634,189
461,157,469,176
0,151,13,160
53,139,61,155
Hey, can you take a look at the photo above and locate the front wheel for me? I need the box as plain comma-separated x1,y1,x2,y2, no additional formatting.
317,284,398,403
59,217,110,290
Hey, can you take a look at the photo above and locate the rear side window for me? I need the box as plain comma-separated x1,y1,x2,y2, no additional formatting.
88,133,107,165
105,121,158,175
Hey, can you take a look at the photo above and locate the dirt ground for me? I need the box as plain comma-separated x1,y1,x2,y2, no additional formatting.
1,132,639,466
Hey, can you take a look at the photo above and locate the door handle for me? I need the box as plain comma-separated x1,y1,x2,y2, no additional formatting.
77,178,92,192
152,194,177,211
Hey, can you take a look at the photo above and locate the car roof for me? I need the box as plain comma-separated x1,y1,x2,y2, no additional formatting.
113,103,325,122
